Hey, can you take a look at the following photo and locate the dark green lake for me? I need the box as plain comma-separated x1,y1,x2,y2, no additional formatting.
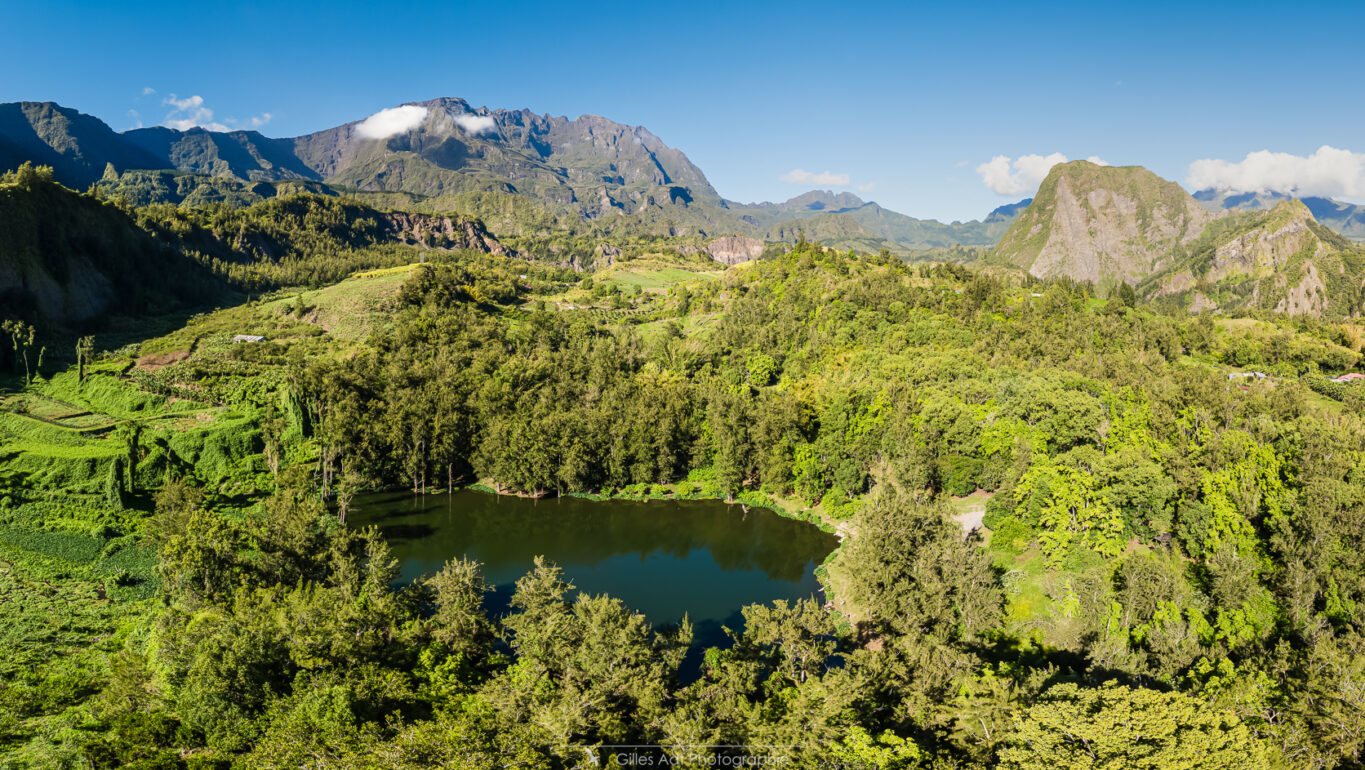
349,490,839,655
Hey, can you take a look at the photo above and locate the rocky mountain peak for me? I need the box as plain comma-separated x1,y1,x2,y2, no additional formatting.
993,161,1215,285
1207,199,1317,282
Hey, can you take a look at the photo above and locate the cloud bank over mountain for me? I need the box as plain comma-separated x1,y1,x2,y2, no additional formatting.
356,105,428,139
1187,145,1365,200
454,114,497,135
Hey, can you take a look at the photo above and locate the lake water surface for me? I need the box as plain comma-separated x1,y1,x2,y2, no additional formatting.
349,490,839,656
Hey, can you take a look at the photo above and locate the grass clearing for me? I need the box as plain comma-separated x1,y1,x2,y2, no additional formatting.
598,255,725,294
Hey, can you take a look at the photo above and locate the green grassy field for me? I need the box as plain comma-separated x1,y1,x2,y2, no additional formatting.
605,264,724,292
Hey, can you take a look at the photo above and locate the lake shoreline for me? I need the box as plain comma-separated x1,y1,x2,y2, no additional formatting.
354,481,859,631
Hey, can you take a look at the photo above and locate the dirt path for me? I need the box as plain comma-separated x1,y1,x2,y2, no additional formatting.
950,490,992,538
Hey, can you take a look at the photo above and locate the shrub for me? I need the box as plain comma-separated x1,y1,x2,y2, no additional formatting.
982,493,1014,530
992,516,1036,554
1306,375,1346,402
938,455,983,497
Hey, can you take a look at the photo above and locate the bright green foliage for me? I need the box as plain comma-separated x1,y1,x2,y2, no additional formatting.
998,681,1278,768
1195,432,1288,560
831,725,923,769
746,352,777,386
5,236,1365,767
1014,457,1124,566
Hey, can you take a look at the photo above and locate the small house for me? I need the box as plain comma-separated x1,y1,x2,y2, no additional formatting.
232,335,266,343
1333,372,1365,384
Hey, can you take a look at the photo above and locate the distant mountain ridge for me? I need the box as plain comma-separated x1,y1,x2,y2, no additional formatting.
0,99,1022,255
1194,187,1365,242
0,102,167,188
725,189,1018,251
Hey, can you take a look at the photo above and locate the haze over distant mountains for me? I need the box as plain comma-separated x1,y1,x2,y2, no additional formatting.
0,99,1023,254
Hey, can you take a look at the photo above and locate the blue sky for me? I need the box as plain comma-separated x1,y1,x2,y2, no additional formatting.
3,0,1363,221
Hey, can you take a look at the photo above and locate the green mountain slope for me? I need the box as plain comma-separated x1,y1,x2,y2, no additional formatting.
0,165,227,325
992,161,1215,286
123,126,322,182
0,102,167,188
1194,188,1365,242
0,164,511,328
1143,199,1365,316
96,169,337,208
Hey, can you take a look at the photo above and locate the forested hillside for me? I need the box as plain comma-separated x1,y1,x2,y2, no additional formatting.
3,228,1365,766
0,163,509,329
0,163,227,325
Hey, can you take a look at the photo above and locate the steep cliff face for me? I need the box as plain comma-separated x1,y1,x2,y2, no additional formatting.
1146,200,1365,317
706,235,765,265
380,211,509,255
993,161,1215,285
1205,200,1321,281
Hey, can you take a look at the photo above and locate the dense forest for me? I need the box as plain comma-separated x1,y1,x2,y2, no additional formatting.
3,172,1365,767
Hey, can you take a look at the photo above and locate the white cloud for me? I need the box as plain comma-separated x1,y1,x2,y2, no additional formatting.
141,86,156,96
1186,145,1365,198
780,168,851,186
976,153,1108,195
454,114,497,135
856,181,878,194
160,93,270,132
163,94,229,131
356,105,429,139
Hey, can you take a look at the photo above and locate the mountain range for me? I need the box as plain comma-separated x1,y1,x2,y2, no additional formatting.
4,97,1365,318
0,99,1019,255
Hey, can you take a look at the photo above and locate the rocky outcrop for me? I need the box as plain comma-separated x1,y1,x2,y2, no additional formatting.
1274,262,1327,316
1189,292,1219,313
594,188,624,217
1196,202,1333,316
592,243,622,268
1207,200,1318,281
1154,269,1197,297
381,211,509,255
706,235,764,265
994,161,1215,284
1144,199,1365,318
